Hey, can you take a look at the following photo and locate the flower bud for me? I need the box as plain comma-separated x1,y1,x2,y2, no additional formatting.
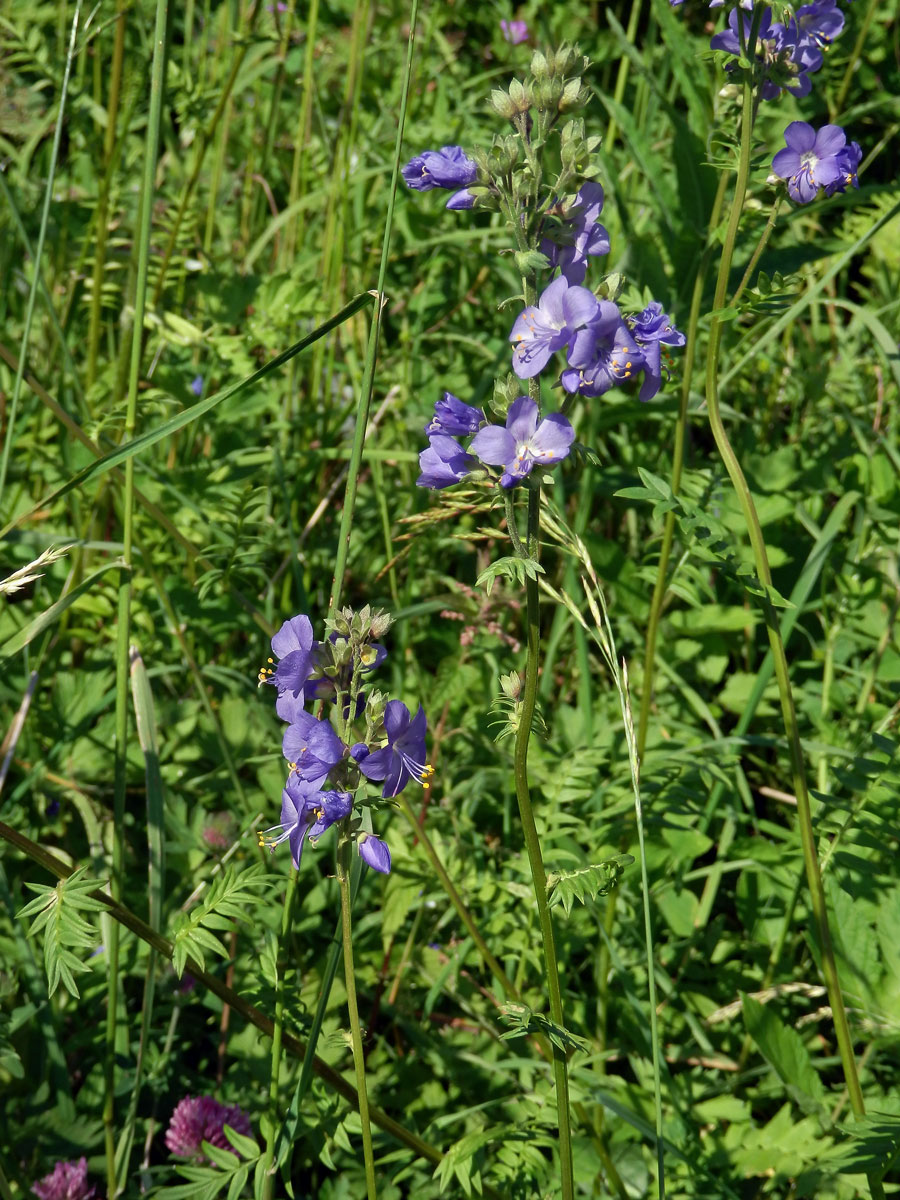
490,88,518,120
500,671,522,702
507,78,531,113
529,49,550,80
559,78,590,113
370,611,393,639
533,77,563,111
490,373,520,418
551,44,586,77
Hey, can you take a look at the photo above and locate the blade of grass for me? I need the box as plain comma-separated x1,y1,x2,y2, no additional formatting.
0,559,124,660
0,292,373,541
0,0,82,506
106,0,170,1189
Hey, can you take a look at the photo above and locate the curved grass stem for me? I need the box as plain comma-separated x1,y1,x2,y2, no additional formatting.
706,78,872,1171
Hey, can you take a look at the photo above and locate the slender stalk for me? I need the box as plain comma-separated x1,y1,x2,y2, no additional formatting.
338,831,378,1200
636,169,729,759
86,10,126,388
705,77,868,1133
833,0,879,118
261,869,299,1200
513,482,575,1200
105,1,169,1192
395,793,520,1001
328,0,419,612
731,196,782,307
0,0,82,507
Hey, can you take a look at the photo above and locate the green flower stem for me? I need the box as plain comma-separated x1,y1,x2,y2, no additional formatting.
395,793,521,1002
706,78,868,1130
106,0,168,1192
261,868,299,1200
731,195,782,307
0,820,515,1200
636,168,730,759
338,831,378,1200
513,482,575,1200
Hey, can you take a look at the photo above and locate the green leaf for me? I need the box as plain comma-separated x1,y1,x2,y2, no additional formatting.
475,555,545,597
741,992,826,1113
546,855,633,915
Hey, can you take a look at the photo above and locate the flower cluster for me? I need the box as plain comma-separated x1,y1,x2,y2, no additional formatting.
31,1159,97,1200
258,607,432,875
772,120,860,203
672,6,863,207
165,1096,252,1160
708,2,847,100
403,49,686,494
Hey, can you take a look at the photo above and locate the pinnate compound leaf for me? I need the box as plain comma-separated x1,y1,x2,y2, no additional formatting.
546,854,633,915
616,467,793,608
476,556,544,597
17,867,106,998
498,1002,589,1053
170,865,273,978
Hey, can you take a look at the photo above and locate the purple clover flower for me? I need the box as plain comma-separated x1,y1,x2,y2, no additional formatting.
402,146,478,210
500,18,529,44
509,276,599,378
628,302,686,401
357,700,432,797
469,397,575,488
541,183,611,285
31,1159,97,1200
358,833,392,874
165,1096,252,1161
562,301,646,398
772,121,859,204
259,615,315,721
425,392,485,437
258,774,352,867
417,435,477,490
282,711,346,780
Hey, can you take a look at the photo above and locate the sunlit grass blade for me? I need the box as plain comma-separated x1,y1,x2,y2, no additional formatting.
0,292,373,540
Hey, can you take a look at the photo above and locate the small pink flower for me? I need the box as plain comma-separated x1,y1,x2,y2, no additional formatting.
165,1096,252,1161
31,1158,96,1200
500,19,529,45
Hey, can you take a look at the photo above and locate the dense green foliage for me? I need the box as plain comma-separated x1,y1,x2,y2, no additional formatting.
1,1,899,1197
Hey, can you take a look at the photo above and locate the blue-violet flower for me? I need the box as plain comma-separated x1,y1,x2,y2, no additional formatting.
628,302,686,401
772,121,857,203
258,775,352,867
509,276,599,378
417,435,477,490
469,397,575,487
358,833,392,874
425,392,485,437
402,146,478,213
357,700,432,797
282,712,346,780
